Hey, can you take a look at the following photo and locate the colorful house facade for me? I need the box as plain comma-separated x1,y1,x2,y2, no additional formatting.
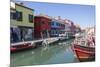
50,17,65,37
34,15,51,39
10,2,34,43
63,19,78,38
70,21,77,35
63,19,72,37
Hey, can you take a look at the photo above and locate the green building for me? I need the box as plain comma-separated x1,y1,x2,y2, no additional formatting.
10,2,34,43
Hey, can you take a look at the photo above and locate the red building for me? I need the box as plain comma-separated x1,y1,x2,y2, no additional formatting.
34,15,51,39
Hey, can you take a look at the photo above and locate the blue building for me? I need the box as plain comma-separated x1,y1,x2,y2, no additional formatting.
50,19,65,37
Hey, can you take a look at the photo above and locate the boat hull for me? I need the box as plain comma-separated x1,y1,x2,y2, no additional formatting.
73,44,95,62
11,43,35,52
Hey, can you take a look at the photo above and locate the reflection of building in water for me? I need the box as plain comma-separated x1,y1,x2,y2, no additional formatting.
10,2,34,43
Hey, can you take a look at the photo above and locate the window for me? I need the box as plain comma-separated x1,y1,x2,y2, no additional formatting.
10,12,16,20
55,31,58,34
16,11,23,21
51,22,54,25
59,23,61,26
51,30,53,34
61,24,62,27
56,23,59,26
29,14,33,23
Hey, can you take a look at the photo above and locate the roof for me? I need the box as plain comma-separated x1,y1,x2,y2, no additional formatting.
15,3,34,11
35,15,52,19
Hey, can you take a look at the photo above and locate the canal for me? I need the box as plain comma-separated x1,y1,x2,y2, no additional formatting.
10,39,79,66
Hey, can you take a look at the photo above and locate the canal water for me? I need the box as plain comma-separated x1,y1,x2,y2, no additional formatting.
10,39,79,66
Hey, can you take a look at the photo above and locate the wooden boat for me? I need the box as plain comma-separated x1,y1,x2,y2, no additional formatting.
73,27,95,62
73,44,95,62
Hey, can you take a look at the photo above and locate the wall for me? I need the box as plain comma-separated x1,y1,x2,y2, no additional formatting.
10,4,34,27
34,16,51,38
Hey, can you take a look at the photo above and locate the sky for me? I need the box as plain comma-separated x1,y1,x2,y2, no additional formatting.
15,1,95,29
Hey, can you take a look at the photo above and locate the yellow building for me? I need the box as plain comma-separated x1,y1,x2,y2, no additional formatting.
10,2,34,43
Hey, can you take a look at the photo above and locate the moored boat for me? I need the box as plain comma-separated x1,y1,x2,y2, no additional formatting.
73,27,95,62
73,44,95,62
11,43,34,52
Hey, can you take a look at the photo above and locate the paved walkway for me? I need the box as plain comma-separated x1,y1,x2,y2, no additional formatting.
11,37,60,46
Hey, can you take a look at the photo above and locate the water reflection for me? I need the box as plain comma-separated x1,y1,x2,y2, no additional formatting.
11,39,78,66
